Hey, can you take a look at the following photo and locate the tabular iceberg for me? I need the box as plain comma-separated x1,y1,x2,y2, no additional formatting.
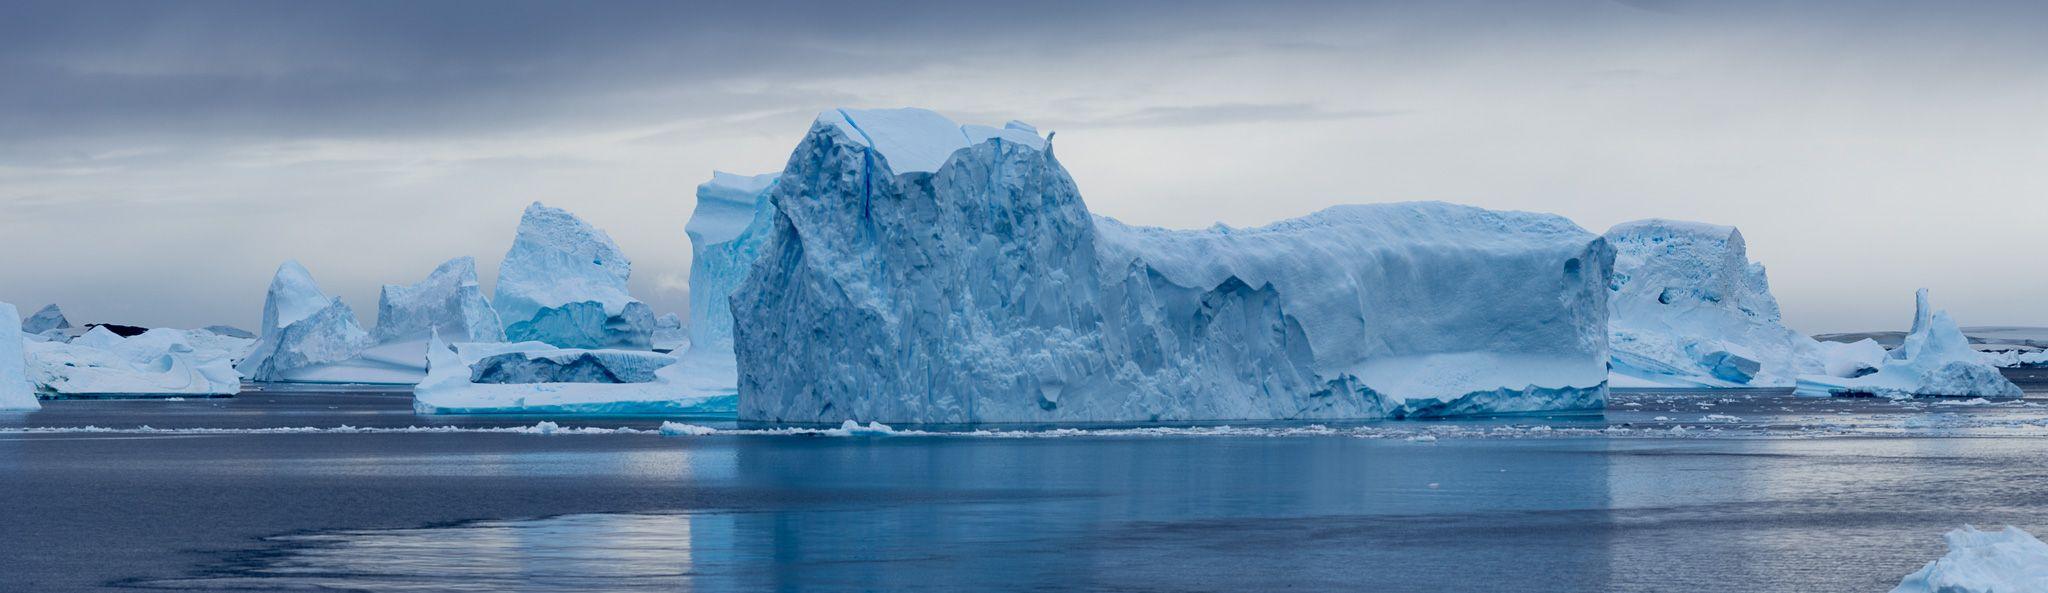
25,326,242,397
732,107,1614,425
22,303,71,334
1891,526,2048,593
412,334,737,415
236,261,376,383
1603,219,1823,387
0,302,40,410
1795,290,2022,398
495,202,655,350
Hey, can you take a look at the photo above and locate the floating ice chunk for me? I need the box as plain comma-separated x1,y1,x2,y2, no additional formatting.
24,327,240,397
1817,339,1887,378
375,256,502,343
1795,290,2022,398
734,108,1613,424
21,304,70,334
495,202,654,350
412,333,736,415
237,261,374,383
658,421,718,436
1891,525,2048,593
0,302,40,410
1603,219,1823,387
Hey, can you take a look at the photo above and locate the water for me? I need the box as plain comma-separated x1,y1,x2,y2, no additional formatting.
5,378,2048,592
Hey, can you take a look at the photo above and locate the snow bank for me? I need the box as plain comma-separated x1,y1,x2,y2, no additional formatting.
1796,290,2022,398
733,108,1613,424
0,302,40,410
21,303,70,334
237,261,376,383
25,327,241,397
1892,525,2048,593
412,334,737,415
495,202,654,350
1603,219,1824,387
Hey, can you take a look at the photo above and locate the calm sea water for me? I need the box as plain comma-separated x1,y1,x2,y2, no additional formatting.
5,374,2048,592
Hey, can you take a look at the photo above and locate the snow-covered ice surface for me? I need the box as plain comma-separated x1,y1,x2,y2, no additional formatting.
1891,526,2048,593
412,335,737,415
1603,219,1823,387
1796,290,2022,398
21,303,70,334
375,256,502,344
734,108,1612,424
0,301,40,410
495,202,655,350
24,327,242,397
1818,338,1888,378
237,261,376,382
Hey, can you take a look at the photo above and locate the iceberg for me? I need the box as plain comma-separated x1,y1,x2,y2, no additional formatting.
412,334,736,415
652,313,688,353
374,256,502,343
1603,219,1823,387
21,303,70,334
1794,290,2022,398
1892,526,2048,593
24,326,241,397
0,302,40,410
1816,338,1887,378
236,261,377,383
732,108,1614,425
494,202,655,350
686,171,779,360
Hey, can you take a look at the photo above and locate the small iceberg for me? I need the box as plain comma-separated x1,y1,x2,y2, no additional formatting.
1892,525,2048,593
1795,290,2021,398
412,333,736,415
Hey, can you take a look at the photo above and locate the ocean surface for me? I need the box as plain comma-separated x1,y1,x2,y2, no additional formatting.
5,371,2048,592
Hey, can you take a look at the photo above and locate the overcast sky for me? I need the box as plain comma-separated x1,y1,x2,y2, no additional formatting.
2,0,2044,334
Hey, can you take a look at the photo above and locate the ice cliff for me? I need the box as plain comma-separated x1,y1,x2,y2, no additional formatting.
237,261,375,382
732,108,1614,424
1603,219,1823,387
1,302,39,410
494,202,655,350
1795,290,2021,398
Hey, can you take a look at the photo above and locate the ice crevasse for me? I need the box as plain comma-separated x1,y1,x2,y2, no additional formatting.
731,107,1616,424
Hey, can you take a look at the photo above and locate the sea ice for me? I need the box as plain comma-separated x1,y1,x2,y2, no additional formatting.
1603,219,1824,387
494,202,654,350
1795,290,2022,398
412,333,736,415
1891,525,2048,593
21,303,70,334
236,261,375,383
733,108,1614,424
0,302,40,410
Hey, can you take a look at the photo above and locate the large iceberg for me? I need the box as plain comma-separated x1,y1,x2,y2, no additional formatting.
236,261,378,383
25,326,242,397
0,302,40,410
1891,526,2048,593
1603,219,1823,387
668,170,781,396
732,107,1614,424
21,303,70,334
374,256,502,344
494,202,655,350
412,334,737,415
1795,290,2022,398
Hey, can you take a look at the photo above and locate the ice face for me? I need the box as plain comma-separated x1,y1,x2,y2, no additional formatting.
412,334,736,415
1795,289,2023,398
731,109,1613,424
686,171,779,358
375,256,503,343
23,327,241,397
494,202,653,350
1603,219,1825,387
1891,526,2048,593
21,304,70,334
237,261,374,382
0,302,40,410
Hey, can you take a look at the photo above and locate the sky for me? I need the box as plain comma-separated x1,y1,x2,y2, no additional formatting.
2,0,2044,335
